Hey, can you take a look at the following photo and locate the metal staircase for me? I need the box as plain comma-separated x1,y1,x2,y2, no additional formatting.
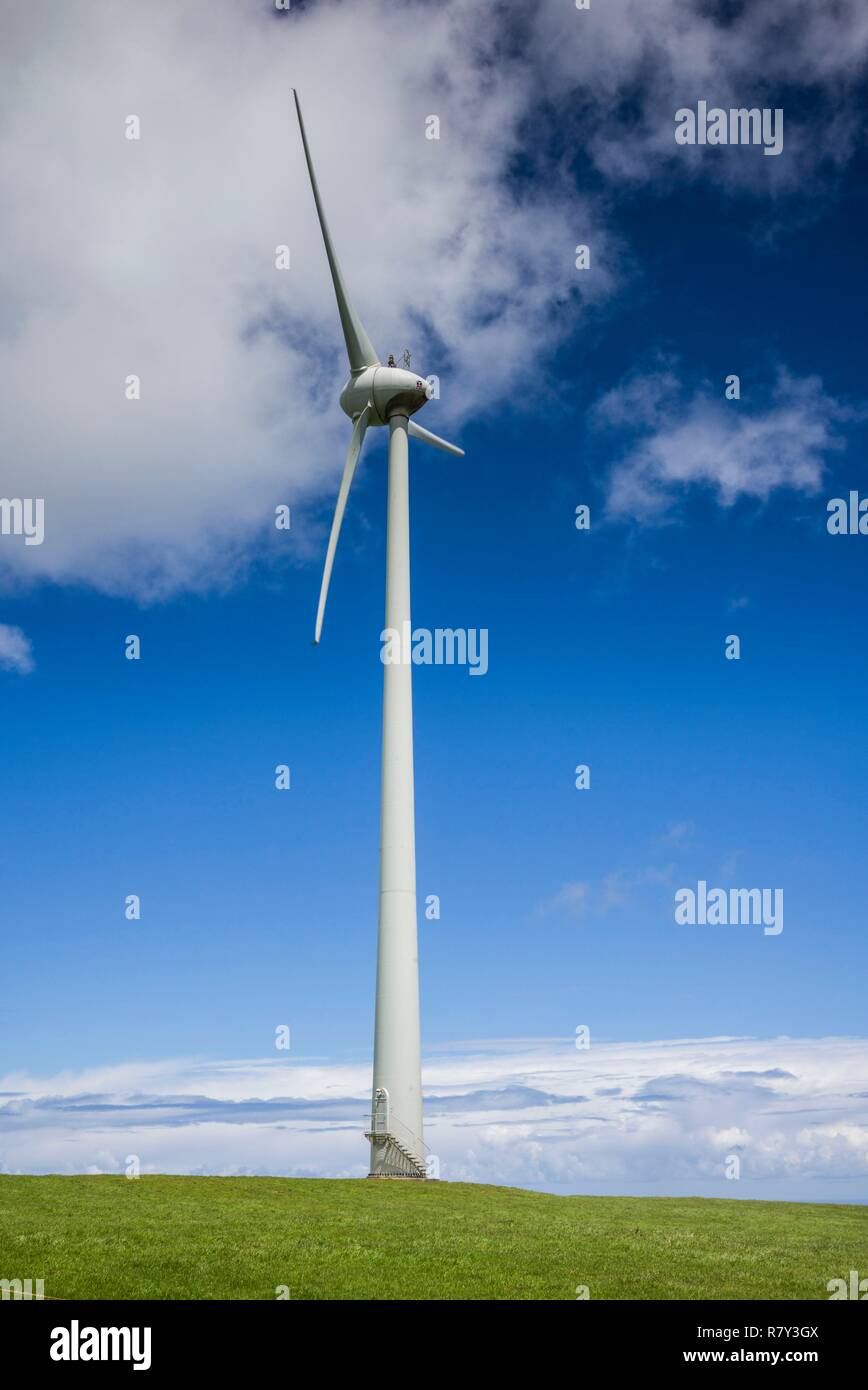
364,1128,427,1179
365,1088,427,1179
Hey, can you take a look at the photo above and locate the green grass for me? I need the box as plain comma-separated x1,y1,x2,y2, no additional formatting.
0,1176,863,1300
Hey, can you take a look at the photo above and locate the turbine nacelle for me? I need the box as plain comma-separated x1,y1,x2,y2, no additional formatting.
340,366,430,426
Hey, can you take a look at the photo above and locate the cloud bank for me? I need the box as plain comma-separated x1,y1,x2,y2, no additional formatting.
3,1035,867,1201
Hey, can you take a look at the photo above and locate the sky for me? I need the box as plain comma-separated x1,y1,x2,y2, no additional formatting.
1,0,867,1200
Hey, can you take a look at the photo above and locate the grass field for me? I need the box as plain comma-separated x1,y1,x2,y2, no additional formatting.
0,1176,863,1300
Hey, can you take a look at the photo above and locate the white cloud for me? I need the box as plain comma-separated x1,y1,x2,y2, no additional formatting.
537,865,674,918
0,622,34,674
660,820,694,845
3,3,866,600
530,0,868,191
536,881,590,918
2,1035,867,1200
597,366,854,522
0,0,610,599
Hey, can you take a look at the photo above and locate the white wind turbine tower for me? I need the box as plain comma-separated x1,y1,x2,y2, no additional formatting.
294,92,464,1179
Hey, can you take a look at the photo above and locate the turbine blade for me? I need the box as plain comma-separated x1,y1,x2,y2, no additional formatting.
293,91,379,375
314,406,371,644
408,419,465,457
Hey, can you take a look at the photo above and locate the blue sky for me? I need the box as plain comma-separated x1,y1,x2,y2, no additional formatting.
1,0,867,1194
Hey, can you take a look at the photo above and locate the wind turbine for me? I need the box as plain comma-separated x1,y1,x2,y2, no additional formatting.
294,91,463,1179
